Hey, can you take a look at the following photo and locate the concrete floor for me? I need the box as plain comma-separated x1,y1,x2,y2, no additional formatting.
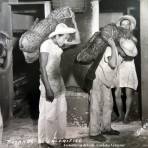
0,118,148,148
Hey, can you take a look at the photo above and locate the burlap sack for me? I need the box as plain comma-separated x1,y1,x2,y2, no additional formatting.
19,7,73,63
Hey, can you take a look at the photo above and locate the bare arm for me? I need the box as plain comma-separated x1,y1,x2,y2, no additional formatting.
132,36,137,44
132,36,138,57
40,52,54,102
107,38,118,69
64,12,81,46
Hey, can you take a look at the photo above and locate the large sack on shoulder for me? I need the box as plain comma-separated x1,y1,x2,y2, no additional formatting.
19,7,73,54
73,32,107,92
76,23,133,64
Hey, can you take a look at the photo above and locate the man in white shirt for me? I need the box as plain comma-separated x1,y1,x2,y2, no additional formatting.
38,13,80,148
89,37,137,142
89,37,120,142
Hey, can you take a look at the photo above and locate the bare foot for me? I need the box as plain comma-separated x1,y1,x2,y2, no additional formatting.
38,143,48,148
102,129,120,135
114,117,124,122
123,118,130,124
90,134,106,142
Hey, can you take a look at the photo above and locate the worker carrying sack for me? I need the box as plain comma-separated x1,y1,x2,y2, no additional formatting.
19,7,74,63
74,23,134,92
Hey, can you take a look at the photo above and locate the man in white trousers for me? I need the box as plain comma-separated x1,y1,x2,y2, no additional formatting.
89,37,137,142
38,13,80,148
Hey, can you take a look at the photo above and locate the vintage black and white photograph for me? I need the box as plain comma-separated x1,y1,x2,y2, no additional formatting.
0,0,148,148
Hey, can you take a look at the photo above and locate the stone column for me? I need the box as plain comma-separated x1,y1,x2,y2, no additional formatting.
140,0,148,123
